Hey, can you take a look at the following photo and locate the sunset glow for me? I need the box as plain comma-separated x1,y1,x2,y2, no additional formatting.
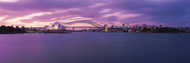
0,0,18,3
0,0,189,27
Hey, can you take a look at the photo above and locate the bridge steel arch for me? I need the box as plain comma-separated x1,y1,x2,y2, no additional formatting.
63,20,104,28
49,20,104,30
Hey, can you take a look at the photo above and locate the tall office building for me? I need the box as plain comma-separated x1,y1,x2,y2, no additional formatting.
104,24,108,32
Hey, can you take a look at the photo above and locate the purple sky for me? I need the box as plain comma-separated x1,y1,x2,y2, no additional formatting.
0,0,190,27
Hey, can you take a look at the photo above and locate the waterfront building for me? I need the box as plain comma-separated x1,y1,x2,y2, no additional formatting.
159,25,163,28
104,24,108,32
124,22,129,28
122,23,126,29
142,24,147,28
185,27,190,32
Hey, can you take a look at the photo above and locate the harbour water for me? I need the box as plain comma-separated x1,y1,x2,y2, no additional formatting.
0,32,190,63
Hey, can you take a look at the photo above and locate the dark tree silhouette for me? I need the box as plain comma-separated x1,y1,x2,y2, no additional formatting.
0,25,26,34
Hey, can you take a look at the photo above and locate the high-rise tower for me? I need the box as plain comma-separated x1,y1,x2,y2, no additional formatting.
104,24,108,32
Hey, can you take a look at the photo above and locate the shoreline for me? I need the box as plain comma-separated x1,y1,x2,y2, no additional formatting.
0,32,190,34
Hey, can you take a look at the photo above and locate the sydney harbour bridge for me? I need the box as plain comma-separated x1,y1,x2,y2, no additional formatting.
46,20,104,30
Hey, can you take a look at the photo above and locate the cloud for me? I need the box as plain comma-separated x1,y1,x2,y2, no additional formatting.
0,0,190,27
89,3,107,8
0,0,18,3
108,0,190,26
0,15,8,20
53,16,93,23
0,17,5,21
99,9,111,13
5,12,52,25
102,12,141,20
25,21,52,27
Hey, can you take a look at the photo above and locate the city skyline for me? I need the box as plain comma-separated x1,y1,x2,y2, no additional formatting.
0,0,190,27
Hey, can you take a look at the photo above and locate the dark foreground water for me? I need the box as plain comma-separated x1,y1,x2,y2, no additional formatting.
0,32,190,63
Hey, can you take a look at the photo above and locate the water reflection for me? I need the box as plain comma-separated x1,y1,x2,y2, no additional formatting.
0,33,190,63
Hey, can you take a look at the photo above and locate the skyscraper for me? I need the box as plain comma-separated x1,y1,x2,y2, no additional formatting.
104,24,108,32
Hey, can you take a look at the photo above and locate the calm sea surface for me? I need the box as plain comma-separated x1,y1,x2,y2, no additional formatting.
0,32,190,63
